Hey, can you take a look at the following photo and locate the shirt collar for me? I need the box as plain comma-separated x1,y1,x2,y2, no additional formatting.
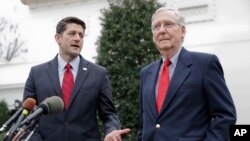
58,55,80,71
161,46,182,67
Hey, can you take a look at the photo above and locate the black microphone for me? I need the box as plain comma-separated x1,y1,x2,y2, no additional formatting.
7,98,36,138
11,119,38,141
0,109,22,134
20,96,64,126
0,98,36,133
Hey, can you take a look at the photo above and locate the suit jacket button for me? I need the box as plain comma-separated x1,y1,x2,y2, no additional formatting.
156,124,160,128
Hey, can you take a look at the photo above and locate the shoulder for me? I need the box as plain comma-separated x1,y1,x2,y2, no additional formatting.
182,48,215,59
140,60,160,74
29,56,57,73
181,48,219,65
90,61,107,71
191,51,216,59
190,51,219,66
30,61,51,72
33,61,50,68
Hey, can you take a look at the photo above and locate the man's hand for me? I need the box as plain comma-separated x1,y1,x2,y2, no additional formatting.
104,128,131,141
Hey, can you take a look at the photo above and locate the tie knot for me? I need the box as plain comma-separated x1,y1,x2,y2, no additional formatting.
65,63,72,69
164,59,171,66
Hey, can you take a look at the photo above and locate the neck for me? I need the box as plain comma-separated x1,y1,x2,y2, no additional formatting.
59,53,78,63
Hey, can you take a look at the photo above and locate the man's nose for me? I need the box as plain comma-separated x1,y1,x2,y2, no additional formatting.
74,34,81,41
158,25,167,32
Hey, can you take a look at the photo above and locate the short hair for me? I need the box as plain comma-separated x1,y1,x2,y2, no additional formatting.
151,7,185,26
56,16,86,34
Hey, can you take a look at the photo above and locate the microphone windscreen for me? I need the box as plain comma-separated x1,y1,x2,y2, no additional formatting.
22,98,36,111
39,102,50,115
41,96,64,114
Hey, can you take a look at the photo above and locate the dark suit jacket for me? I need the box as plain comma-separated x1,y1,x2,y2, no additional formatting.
138,48,236,141
23,55,120,141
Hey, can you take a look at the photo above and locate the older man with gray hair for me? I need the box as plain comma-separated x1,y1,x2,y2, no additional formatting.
138,7,236,141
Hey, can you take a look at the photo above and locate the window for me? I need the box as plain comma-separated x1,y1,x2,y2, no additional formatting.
166,0,216,24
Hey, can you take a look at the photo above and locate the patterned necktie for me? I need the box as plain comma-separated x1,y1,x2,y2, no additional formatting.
62,63,74,109
156,59,171,114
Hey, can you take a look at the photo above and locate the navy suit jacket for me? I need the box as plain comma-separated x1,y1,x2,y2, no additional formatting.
138,48,236,141
23,55,120,141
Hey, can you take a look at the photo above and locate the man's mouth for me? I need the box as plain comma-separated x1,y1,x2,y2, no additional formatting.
71,44,80,48
159,39,169,42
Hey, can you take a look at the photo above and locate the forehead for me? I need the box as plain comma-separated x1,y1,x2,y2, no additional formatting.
64,23,84,32
152,10,177,24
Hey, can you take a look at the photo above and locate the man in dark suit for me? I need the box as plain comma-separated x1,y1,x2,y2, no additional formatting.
138,7,236,141
23,16,130,141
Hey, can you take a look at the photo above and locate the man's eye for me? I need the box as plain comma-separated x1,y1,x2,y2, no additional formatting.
153,24,160,30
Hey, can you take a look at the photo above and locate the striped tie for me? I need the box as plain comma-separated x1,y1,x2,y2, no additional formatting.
62,63,74,109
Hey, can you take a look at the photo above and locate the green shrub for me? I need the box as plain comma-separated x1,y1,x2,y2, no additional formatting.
96,0,163,140
0,100,10,140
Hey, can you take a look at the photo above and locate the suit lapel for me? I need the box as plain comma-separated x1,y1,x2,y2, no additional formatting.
146,60,162,117
47,56,62,97
68,56,90,109
159,48,192,116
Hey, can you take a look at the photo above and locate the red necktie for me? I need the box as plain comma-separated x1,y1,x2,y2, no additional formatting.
156,59,171,114
62,63,74,109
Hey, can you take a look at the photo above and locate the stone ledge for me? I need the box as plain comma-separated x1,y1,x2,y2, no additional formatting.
20,0,89,8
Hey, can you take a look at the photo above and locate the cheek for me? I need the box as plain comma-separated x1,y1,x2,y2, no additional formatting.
175,29,185,39
152,33,158,43
176,33,184,41
153,37,156,44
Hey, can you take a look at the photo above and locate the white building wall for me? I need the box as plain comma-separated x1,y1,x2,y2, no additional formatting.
0,0,109,108
177,0,250,124
0,0,249,124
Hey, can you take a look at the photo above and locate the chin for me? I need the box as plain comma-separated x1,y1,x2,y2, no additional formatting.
70,52,80,57
159,45,171,50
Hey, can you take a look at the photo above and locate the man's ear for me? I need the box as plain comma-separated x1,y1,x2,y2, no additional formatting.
181,25,186,38
55,33,61,45
180,26,186,42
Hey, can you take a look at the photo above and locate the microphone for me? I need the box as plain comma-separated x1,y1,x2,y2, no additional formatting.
20,96,64,126
11,119,38,141
0,109,22,134
0,98,36,133
7,98,36,137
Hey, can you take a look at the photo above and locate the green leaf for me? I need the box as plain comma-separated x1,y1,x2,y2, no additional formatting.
96,0,163,140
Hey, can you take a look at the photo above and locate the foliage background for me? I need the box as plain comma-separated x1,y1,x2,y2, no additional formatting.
96,0,163,140
0,100,10,140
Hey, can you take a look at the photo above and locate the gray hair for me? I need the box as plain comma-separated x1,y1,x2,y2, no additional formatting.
151,7,185,26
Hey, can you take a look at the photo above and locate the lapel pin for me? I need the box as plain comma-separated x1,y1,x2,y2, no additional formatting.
82,67,87,71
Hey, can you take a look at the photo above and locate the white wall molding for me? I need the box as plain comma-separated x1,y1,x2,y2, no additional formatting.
0,83,24,90
166,0,216,24
20,0,90,9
